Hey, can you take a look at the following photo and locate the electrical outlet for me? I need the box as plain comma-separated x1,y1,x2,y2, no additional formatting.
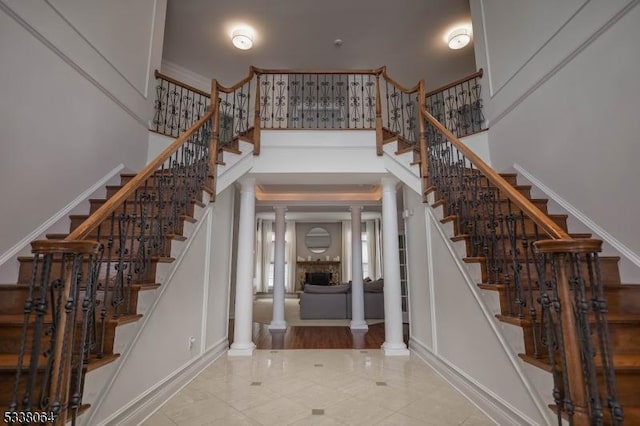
188,336,196,350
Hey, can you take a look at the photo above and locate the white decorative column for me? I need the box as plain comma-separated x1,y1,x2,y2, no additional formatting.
380,177,409,356
350,205,368,330
269,205,287,330
229,177,257,356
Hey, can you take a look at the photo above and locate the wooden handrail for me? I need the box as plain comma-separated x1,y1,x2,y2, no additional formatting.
421,105,570,240
154,69,210,98
381,67,420,93
252,66,385,75
66,109,215,241
426,68,483,97
218,67,257,93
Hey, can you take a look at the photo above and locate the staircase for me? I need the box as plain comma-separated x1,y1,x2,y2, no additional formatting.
0,108,253,423
433,177,640,424
384,114,640,424
0,177,204,420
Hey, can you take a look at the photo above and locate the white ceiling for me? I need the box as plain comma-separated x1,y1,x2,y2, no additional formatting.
162,0,477,89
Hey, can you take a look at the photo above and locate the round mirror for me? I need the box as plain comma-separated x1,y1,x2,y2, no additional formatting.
305,227,331,254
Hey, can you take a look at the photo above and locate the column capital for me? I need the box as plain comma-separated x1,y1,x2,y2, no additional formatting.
273,205,288,213
238,177,256,192
380,176,399,192
349,205,363,213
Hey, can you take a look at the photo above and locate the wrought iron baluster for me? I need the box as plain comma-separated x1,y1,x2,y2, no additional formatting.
535,252,565,425
364,76,375,128
505,199,525,318
519,212,541,357
585,251,623,424
570,253,604,423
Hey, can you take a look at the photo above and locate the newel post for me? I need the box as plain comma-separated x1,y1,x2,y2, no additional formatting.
253,71,261,156
209,79,220,201
417,80,428,191
535,239,597,426
375,72,383,156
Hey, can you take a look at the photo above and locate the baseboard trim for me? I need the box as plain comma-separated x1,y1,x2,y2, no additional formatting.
98,338,228,426
410,338,540,426
513,163,640,271
0,164,125,267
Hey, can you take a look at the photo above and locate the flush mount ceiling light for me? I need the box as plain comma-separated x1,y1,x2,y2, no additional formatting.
447,28,471,50
231,26,254,50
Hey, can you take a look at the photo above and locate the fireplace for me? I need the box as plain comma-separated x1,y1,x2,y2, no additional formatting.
296,261,341,290
305,272,332,286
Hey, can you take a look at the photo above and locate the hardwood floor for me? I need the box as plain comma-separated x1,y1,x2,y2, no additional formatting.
228,320,410,350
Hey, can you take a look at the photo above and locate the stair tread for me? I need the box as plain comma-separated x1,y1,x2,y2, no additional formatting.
90,197,204,205
452,232,592,241
442,213,568,225
0,313,142,325
497,313,640,325
17,255,175,263
0,313,53,324
0,353,120,372
520,352,640,371
0,353,48,370
479,283,640,292
46,233,186,241
0,282,161,290
220,146,241,154
382,136,399,145
465,255,620,262
69,213,194,219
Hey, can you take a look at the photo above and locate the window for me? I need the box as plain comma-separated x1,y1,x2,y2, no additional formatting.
361,231,369,278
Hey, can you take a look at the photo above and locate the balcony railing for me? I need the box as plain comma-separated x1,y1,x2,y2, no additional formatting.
151,67,431,156
152,70,211,138
426,69,486,138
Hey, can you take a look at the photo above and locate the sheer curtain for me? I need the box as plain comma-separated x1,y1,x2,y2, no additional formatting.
285,220,296,292
341,220,352,282
365,219,383,279
255,219,264,293
254,219,273,292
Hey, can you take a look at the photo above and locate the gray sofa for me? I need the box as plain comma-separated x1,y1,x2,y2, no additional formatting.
299,279,384,320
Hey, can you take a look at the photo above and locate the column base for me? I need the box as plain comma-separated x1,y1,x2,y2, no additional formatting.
350,320,369,331
228,342,256,357
268,320,287,330
381,342,410,356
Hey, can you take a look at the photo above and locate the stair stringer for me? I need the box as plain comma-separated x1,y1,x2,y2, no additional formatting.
408,190,556,426
80,188,233,426
216,141,254,195
382,139,421,194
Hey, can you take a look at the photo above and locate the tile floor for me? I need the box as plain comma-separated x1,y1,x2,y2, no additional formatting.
143,350,495,425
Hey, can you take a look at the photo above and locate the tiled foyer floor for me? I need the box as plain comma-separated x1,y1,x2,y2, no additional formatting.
143,350,495,425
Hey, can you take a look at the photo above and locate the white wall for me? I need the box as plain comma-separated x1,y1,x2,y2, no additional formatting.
161,59,211,93
408,193,555,425
86,187,234,425
254,130,385,177
470,0,640,266
0,0,166,257
403,186,433,349
205,187,234,349
460,131,491,166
